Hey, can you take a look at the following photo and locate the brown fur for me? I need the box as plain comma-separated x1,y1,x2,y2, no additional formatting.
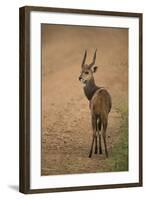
91,89,111,115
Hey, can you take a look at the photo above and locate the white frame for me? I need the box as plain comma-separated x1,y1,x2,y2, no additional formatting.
29,10,140,190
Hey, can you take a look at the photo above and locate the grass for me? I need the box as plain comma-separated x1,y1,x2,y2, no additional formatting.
105,103,128,172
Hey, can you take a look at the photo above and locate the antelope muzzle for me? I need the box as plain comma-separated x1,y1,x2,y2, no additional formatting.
78,75,82,81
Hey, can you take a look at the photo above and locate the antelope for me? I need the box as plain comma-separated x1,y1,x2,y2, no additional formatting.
79,49,112,158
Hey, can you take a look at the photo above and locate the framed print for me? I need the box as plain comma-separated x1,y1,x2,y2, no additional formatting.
19,6,143,194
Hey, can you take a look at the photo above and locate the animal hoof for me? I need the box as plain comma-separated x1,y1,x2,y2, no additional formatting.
89,154,92,158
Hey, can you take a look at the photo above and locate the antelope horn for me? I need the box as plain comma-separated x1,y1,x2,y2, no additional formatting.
89,49,97,68
81,50,87,68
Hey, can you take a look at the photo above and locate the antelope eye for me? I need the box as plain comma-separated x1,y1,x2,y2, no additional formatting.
85,71,89,75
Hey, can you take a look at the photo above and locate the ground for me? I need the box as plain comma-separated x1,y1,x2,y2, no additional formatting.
41,25,128,175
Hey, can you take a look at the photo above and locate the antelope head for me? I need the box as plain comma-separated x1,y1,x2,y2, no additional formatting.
79,49,98,84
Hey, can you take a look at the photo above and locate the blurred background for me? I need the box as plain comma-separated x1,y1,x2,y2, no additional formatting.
41,24,128,175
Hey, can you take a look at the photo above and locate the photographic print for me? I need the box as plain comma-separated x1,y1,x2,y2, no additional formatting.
41,24,128,175
19,6,142,194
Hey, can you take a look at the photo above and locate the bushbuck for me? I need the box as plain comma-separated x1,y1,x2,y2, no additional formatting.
79,49,112,158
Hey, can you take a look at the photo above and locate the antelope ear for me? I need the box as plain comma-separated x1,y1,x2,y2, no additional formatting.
92,66,98,73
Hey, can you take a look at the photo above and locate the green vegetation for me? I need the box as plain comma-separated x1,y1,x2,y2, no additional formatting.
106,104,128,172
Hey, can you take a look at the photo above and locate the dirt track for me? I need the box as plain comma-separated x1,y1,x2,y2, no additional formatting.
41,25,128,175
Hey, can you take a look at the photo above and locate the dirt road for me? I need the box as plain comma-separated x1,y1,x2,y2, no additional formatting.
41,25,128,175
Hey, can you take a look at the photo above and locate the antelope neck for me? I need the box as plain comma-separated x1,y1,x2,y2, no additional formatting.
83,79,100,101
